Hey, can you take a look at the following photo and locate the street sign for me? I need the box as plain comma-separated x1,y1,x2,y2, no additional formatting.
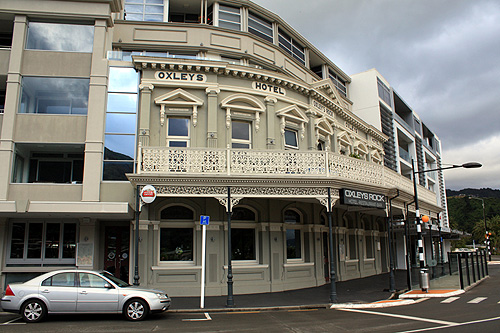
200,215,210,225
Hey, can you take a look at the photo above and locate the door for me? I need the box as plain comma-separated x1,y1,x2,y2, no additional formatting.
104,226,130,282
40,272,77,312
76,272,119,312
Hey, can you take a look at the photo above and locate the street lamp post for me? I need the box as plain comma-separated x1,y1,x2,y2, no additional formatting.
412,160,481,291
469,196,491,262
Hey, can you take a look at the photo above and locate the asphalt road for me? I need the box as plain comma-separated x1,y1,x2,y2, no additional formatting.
2,263,499,332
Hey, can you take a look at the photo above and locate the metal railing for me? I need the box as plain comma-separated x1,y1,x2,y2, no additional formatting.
448,250,489,289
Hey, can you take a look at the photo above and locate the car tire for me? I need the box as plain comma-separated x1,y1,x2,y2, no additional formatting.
21,299,47,323
124,299,149,321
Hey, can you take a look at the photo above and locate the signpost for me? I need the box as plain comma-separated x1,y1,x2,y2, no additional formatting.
200,215,209,308
134,185,156,286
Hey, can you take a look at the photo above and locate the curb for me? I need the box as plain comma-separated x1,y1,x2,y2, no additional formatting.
167,304,330,313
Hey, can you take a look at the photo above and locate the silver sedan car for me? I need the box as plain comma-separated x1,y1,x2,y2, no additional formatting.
1,269,171,323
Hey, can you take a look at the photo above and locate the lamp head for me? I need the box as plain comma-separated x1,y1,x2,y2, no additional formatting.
461,162,482,169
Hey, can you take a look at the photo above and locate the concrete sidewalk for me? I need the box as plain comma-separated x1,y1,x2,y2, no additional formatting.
169,269,410,312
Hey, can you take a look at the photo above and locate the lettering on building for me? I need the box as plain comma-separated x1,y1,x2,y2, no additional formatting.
312,100,334,117
252,82,286,95
340,188,386,209
345,121,358,134
155,71,207,82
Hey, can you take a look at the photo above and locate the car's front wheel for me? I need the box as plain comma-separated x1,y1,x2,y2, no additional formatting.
124,299,149,321
21,299,47,323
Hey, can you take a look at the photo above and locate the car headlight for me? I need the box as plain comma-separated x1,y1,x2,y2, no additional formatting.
156,293,169,299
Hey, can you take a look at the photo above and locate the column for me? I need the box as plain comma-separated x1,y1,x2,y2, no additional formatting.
206,87,220,148
82,19,109,201
0,15,27,200
139,83,154,147
306,110,316,150
265,96,277,149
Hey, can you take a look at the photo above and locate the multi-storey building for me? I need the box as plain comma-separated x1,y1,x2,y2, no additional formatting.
351,69,451,272
0,0,449,296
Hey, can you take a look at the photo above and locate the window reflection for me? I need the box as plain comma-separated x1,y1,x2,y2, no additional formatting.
105,113,137,134
20,77,89,114
104,135,135,160
108,67,139,93
26,22,94,52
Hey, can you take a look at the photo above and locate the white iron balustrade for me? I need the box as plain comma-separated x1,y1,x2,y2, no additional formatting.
138,146,437,204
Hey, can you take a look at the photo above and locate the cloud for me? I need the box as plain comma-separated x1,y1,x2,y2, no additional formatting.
254,0,500,189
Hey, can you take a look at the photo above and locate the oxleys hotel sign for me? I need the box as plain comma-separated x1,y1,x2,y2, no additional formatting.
340,189,386,209
155,71,207,82
252,82,286,95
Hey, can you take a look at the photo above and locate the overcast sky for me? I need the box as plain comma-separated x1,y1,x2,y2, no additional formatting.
253,0,500,190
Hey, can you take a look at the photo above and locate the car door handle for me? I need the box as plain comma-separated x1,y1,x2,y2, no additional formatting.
80,291,87,295
41,289,50,293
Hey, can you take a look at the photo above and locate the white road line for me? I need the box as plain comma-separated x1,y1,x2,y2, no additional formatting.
397,315,500,333
441,297,460,304
338,308,456,326
182,312,212,322
468,297,487,304
1,317,25,325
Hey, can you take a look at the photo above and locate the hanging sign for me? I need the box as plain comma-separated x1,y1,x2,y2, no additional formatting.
140,185,157,204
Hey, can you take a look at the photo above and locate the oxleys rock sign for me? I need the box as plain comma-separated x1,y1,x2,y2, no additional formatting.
155,71,207,82
340,188,386,209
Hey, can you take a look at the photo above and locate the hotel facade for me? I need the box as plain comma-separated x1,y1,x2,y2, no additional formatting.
0,0,451,296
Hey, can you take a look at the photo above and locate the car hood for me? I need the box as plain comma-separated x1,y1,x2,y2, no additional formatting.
120,286,168,295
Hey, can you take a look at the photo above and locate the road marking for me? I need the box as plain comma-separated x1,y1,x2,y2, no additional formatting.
182,312,212,321
468,297,487,304
288,309,318,312
338,308,456,326
441,297,460,303
1,317,25,325
397,315,500,332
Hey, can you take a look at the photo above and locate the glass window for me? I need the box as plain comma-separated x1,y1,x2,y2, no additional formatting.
232,207,256,221
8,221,77,265
286,229,301,259
104,67,139,181
284,209,301,224
43,273,76,287
78,273,108,288
167,117,190,147
248,12,273,43
26,22,94,52
218,4,241,31
377,78,391,105
125,0,164,22
160,228,193,261
278,29,305,65
329,69,347,98
284,129,298,149
348,233,358,260
232,120,251,149
19,77,89,114
232,229,256,260
27,152,84,184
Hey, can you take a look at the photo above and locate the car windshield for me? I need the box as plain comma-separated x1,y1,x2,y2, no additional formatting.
101,271,130,287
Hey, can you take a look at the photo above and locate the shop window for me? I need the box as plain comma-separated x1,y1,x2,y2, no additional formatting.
365,235,374,259
231,120,251,149
348,232,358,260
104,67,139,181
218,4,241,31
19,77,89,114
167,117,190,147
232,228,256,261
26,22,94,52
284,128,298,149
248,12,273,43
7,221,77,265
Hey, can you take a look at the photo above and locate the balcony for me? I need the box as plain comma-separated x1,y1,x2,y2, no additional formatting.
137,147,438,205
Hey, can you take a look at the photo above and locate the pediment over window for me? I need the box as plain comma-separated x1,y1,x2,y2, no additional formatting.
354,141,368,155
311,79,343,105
221,94,266,130
276,105,308,139
337,131,352,146
154,88,204,126
371,149,382,164
315,117,334,136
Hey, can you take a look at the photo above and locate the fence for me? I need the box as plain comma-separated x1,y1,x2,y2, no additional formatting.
448,250,489,289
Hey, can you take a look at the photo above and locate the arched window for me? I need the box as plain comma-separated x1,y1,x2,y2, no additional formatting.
232,207,256,221
159,205,194,263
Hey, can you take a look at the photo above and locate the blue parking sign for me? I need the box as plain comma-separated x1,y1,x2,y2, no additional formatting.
200,215,210,225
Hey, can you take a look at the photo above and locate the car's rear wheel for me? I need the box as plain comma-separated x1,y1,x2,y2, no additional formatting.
124,299,149,321
21,299,47,323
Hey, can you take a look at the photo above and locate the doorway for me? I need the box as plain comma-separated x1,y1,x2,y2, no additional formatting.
104,226,130,282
